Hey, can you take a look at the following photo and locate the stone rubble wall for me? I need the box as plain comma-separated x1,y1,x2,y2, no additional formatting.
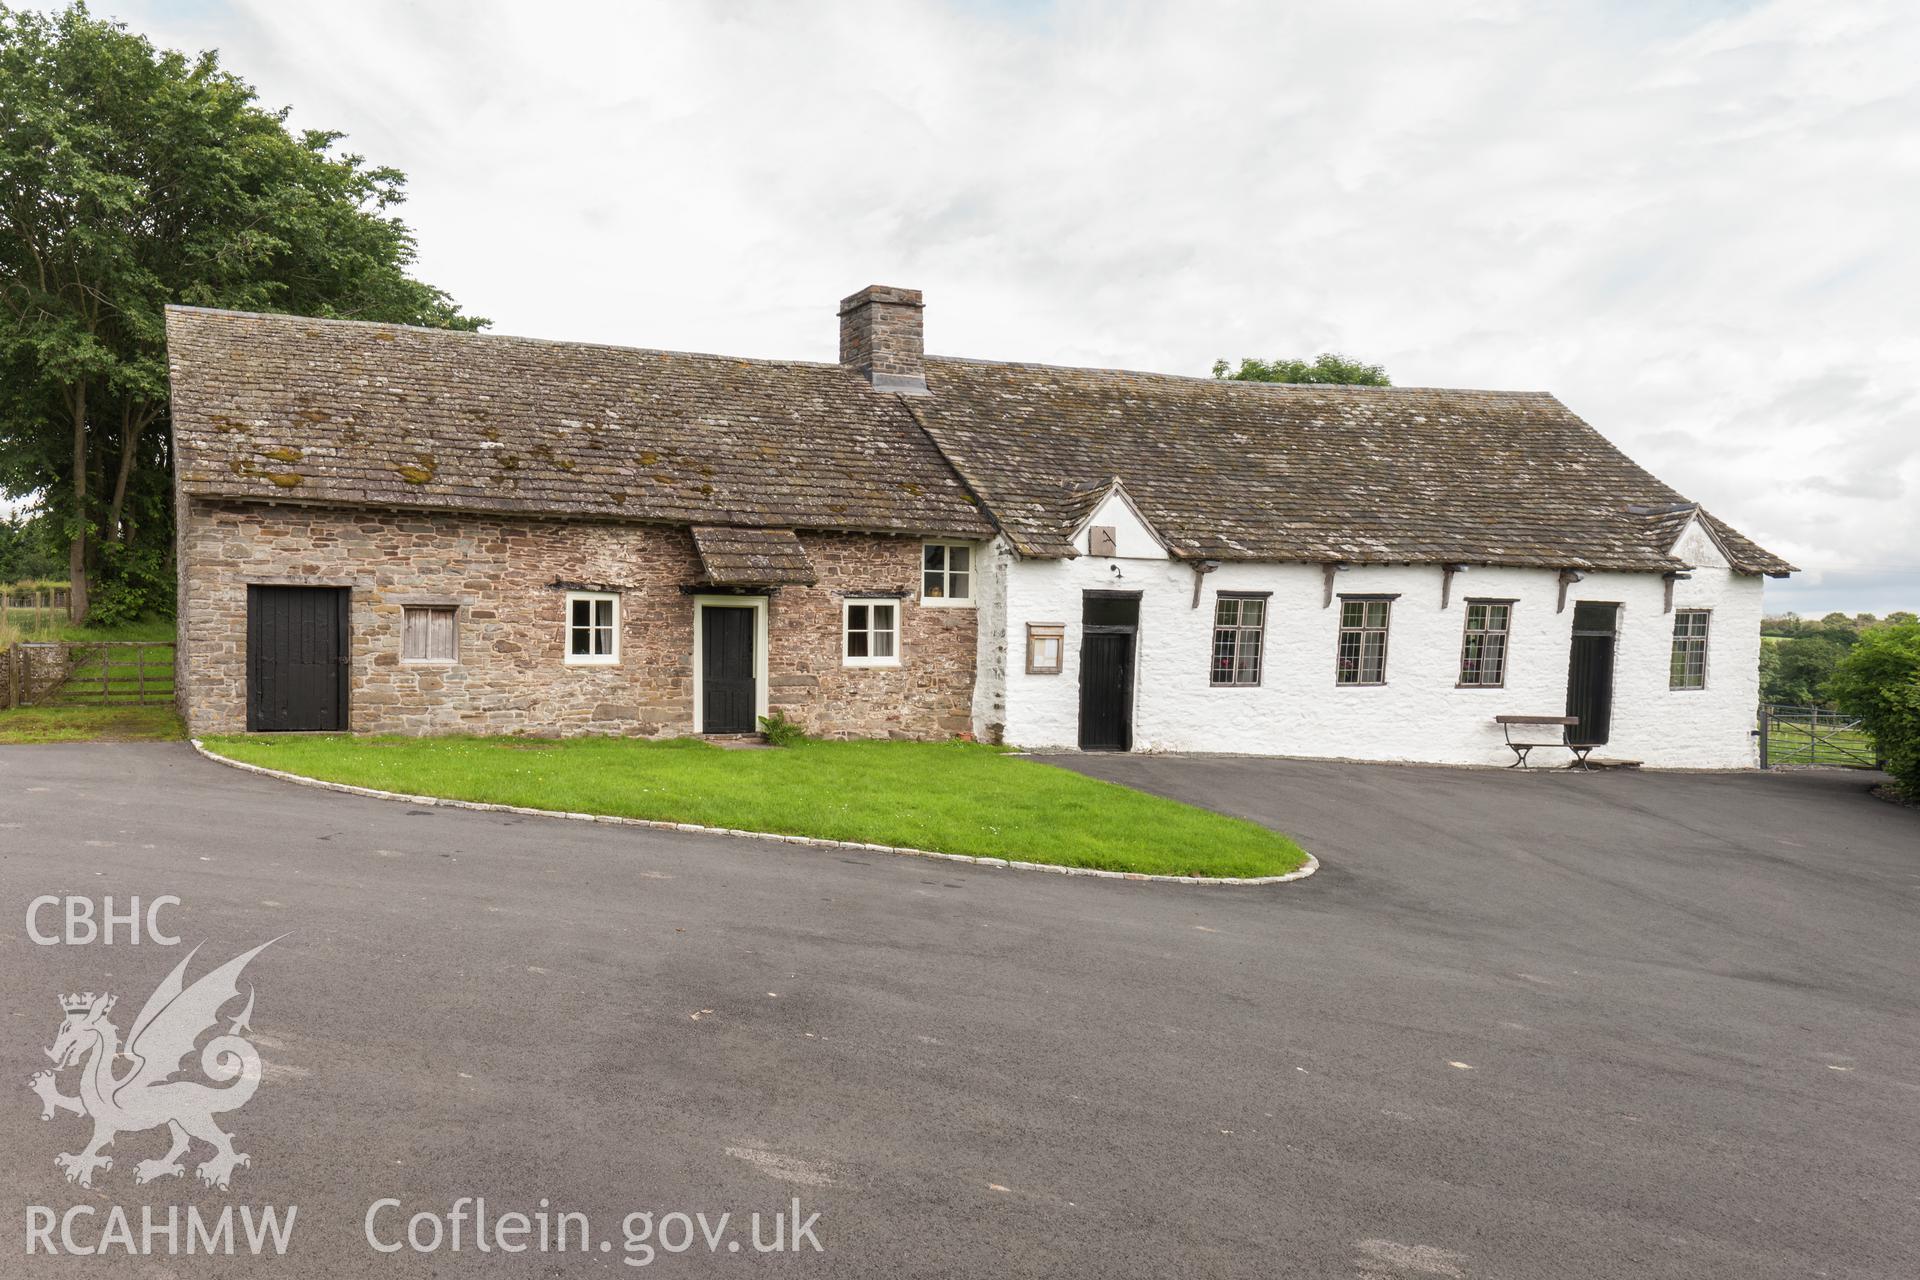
178,500,977,740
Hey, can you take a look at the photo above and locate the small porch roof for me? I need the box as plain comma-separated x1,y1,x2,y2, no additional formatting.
690,526,818,587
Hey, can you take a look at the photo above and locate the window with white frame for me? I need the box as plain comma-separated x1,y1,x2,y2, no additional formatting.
1457,600,1512,687
843,598,900,666
1336,597,1392,685
564,592,619,664
921,543,973,603
401,605,457,664
1210,595,1266,686
1670,609,1709,689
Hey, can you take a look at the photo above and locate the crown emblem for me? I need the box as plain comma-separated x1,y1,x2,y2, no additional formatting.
59,992,112,1015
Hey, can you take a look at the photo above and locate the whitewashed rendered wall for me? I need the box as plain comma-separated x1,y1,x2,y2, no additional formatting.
981,511,1763,769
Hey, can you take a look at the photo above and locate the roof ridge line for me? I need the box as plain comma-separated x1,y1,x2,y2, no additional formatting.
164,305,852,373
927,352,1557,397
168,306,1558,397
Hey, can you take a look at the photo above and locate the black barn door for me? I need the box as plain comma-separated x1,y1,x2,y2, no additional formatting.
702,606,757,734
1565,602,1619,746
1078,592,1139,751
247,585,349,732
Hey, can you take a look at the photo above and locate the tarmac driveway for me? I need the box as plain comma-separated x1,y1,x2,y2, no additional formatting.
2,743,1917,1278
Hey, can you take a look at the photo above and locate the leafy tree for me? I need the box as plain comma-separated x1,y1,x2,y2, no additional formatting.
0,504,61,581
1884,611,1917,627
1829,622,1920,797
1211,353,1391,386
1760,635,1844,707
0,3,482,623
1761,612,1804,638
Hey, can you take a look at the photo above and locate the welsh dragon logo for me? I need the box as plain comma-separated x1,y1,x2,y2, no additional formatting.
28,939,279,1191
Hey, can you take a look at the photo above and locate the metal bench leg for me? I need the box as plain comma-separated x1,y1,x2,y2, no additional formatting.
1568,746,1594,772
1508,745,1531,769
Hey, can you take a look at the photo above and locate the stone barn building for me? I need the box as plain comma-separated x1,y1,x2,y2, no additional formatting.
166,286,1793,767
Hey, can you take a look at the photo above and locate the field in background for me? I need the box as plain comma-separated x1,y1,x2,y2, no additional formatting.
1,609,173,644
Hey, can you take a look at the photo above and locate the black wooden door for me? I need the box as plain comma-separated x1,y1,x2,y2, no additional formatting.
702,606,757,734
1565,603,1619,746
247,585,349,732
1079,631,1135,751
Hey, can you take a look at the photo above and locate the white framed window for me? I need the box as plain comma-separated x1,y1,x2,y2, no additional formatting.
564,592,619,665
843,598,900,667
401,605,457,664
921,542,974,604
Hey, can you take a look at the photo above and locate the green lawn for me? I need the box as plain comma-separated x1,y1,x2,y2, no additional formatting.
199,735,1310,879
0,704,184,743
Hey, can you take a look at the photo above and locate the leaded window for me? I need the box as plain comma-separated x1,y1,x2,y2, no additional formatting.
1670,609,1709,689
1458,601,1512,687
1210,596,1265,686
1337,598,1391,685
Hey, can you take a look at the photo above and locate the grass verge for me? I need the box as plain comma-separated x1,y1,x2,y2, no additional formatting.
199,735,1310,879
0,704,185,744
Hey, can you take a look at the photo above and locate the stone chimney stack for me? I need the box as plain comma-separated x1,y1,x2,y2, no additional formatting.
838,285,927,394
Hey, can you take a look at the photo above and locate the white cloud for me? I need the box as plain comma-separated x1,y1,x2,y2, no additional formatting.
69,0,1920,611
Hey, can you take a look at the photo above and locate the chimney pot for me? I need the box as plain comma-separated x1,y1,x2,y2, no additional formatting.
838,285,927,394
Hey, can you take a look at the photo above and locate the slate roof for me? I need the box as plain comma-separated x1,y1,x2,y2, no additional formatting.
690,526,817,586
166,306,1793,578
1696,511,1794,576
164,307,994,541
908,359,1795,575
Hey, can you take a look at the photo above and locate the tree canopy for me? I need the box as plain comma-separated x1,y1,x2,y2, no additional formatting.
1211,353,1391,386
1760,634,1844,707
0,2,482,622
1829,622,1920,798
1758,612,1920,708
0,504,61,582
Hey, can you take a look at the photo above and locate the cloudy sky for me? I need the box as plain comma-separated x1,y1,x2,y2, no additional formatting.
43,0,1920,614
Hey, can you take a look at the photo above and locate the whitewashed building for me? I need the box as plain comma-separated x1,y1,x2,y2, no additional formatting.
887,294,1796,769
959,488,1775,768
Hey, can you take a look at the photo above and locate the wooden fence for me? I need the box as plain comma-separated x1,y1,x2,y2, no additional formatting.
2,641,176,709
2,586,71,638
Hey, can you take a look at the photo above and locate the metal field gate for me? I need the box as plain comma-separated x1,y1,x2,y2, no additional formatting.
1757,705,1883,770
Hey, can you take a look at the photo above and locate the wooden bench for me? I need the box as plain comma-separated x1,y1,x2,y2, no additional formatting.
1495,715,1594,771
